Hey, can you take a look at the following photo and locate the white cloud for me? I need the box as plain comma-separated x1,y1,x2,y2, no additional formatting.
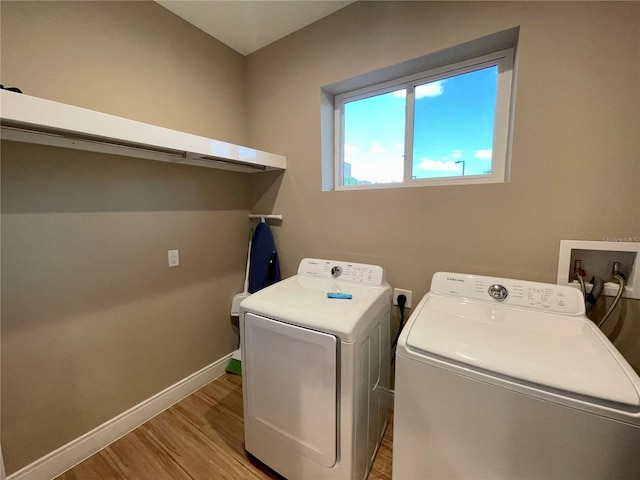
344,143,358,154
415,81,444,98
370,142,387,153
391,81,444,99
451,149,463,159
417,158,460,172
350,154,404,184
475,149,492,160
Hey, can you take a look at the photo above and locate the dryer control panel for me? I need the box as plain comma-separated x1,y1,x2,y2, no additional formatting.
430,272,585,315
298,258,385,285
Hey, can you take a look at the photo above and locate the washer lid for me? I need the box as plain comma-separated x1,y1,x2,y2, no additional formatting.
406,294,640,408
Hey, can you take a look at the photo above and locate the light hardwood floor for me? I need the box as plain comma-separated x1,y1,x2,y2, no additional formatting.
57,374,393,480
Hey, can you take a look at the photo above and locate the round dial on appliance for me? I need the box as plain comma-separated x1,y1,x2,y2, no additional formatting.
488,284,508,301
331,266,343,278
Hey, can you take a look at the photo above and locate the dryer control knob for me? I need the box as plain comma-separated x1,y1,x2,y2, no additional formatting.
488,284,509,301
331,266,343,278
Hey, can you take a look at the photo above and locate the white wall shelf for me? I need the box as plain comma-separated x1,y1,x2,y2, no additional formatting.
0,90,286,173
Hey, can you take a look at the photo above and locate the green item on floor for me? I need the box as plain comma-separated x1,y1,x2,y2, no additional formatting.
225,349,242,376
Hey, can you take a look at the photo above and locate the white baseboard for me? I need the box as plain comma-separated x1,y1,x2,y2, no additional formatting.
7,353,233,480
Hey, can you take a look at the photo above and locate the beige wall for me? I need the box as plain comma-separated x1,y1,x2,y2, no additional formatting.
247,1,640,365
1,1,255,473
0,0,248,143
1,0,639,475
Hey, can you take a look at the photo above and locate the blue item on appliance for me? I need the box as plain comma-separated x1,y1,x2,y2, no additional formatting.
327,292,353,299
248,222,280,293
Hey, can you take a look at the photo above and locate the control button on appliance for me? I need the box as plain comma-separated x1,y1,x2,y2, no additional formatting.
331,266,343,278
488,284,509,301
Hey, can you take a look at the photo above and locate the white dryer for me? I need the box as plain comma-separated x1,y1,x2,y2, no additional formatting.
393,272,640,479
240,258,392,480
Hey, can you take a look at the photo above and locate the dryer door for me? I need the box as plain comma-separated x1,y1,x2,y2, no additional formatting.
244,312,337,467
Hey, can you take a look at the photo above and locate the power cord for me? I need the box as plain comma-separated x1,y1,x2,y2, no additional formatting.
391,294,407,365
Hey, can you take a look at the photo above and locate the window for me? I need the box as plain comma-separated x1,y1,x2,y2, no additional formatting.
331,48,515,190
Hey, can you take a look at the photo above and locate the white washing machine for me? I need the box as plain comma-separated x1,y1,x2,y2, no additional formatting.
240,258,392,480
393,272,640,479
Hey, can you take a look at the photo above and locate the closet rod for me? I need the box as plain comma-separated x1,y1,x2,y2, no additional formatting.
249,214,283,222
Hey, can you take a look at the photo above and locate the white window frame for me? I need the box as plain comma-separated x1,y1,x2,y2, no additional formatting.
334,49,515,190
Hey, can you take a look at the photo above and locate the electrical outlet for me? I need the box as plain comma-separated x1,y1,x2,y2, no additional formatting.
168,249,179,267
393,288,412,309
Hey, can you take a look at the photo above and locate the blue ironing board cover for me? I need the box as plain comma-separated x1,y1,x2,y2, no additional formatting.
248,222,281,293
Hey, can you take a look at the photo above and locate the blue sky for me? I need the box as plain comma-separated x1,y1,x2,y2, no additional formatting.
343,66,498,184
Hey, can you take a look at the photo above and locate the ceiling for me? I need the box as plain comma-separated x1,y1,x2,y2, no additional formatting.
155,1,354,56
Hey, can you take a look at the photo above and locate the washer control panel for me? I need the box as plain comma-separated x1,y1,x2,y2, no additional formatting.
431,272,585,315
298,258,385,285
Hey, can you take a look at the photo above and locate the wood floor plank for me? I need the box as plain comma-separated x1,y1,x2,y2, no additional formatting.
56,373,392,480
175,395,246,458
140,407,263,480
194,374,245,420
173,385,280,479
57,450,128,480
102,429,192,480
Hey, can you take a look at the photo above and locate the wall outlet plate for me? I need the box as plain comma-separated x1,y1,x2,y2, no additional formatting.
393,288,412,309
168,249,180,267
